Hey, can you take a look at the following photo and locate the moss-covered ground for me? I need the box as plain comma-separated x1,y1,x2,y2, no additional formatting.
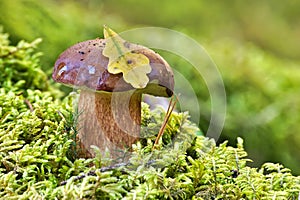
1,29,300,199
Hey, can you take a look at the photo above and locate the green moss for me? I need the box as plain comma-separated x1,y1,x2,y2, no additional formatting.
2,0,300,174
0,30,299,199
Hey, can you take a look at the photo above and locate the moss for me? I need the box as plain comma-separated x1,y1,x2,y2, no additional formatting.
0,30,300,199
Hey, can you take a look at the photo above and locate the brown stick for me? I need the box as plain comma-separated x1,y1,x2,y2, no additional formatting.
24,99,34,112
153,96,177,148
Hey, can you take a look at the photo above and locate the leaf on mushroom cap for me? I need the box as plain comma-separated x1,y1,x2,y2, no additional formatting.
52,32,174,97
102,25,152,89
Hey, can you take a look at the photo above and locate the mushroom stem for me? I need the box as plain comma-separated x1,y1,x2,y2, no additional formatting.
77,90,141,160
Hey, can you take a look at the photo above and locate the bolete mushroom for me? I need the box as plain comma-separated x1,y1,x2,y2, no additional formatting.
52,38,174,159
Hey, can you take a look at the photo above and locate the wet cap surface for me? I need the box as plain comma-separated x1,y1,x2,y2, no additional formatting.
52,38,174,97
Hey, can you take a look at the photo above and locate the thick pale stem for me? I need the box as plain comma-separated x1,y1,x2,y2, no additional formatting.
77,90,141,159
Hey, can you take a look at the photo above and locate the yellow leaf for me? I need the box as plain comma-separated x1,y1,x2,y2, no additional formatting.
102,25,152,89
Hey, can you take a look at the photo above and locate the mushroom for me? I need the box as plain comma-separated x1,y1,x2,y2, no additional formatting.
52,38,174,159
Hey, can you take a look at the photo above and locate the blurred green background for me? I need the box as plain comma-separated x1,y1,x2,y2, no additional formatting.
1,0,300,174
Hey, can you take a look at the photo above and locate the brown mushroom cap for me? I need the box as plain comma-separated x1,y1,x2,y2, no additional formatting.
52,38,174,97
